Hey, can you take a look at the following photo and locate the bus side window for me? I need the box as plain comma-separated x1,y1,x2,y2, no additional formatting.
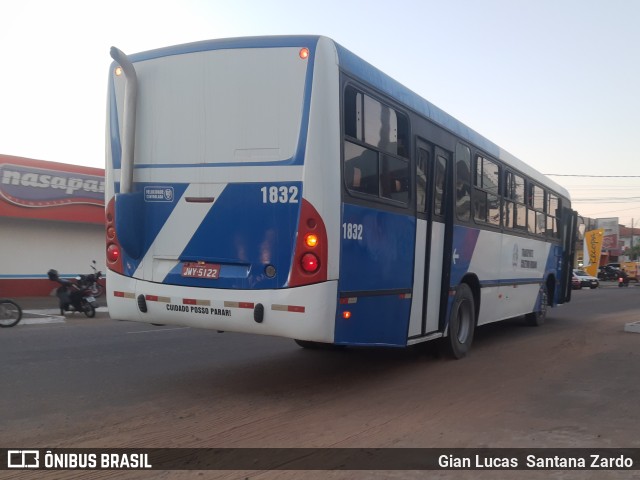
416,148,429,213
344,86,363,141
547,193,559,237
381,154,409,203
396,114,409,158
344,141,378,196
473,155,501,226
455,143,471,222
434,155,446,216
513,172,527,230
345,165,362,188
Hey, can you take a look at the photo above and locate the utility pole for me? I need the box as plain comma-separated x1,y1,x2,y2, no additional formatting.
633,219,637,260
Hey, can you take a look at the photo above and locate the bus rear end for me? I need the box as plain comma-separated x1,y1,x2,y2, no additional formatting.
105,37,341,343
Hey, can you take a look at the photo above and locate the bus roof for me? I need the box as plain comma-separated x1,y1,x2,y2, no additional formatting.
114,34,570,199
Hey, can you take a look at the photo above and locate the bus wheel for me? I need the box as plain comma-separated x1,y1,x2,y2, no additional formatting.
444,283,476,359
525,286,548,327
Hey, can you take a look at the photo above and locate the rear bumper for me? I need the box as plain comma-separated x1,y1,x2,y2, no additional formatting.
107,272,338,343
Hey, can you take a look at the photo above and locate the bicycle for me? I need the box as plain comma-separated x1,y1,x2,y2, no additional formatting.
0,299,23,327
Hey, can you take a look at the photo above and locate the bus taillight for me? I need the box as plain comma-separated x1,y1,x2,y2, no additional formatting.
105,197,124,274
289,199,327,287
304,234,319,248
301,253,320,273
107,244,121,262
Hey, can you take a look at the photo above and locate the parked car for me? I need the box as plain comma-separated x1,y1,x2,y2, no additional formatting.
598,265,621,280
573,269,600,289
571,275,581,290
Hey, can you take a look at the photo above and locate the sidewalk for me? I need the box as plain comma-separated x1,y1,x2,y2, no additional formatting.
13,296,108,310
12,295,60,311
8,296,108,325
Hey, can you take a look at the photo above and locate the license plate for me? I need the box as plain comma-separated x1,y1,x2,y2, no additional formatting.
181,262,220,279
86,296,96,302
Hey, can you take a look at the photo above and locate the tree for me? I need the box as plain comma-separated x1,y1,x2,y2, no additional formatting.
625,243,640,261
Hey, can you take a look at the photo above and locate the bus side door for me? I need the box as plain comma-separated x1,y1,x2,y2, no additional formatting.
408,140,451,339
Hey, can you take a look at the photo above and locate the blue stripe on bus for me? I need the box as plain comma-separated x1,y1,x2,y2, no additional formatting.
113,183,188,275
450,226,480,286
336,202,415,345
334,294,412,347
171,182,302,289
338,203,415,292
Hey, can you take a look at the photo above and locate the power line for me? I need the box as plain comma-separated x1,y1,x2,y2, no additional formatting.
573,198,640,203
545,174,640,178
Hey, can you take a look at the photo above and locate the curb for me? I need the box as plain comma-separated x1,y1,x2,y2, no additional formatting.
19,315,66,325
17,307,109,326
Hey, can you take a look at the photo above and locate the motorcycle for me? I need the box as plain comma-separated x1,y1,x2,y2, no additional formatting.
598,266,621,281
47,269,98,317
77,261,104,298
618,272,630,288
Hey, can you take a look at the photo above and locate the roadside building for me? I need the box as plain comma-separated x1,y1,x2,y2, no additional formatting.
0,154,105,297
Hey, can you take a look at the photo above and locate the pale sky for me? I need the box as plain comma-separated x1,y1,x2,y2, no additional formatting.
1,0,639,225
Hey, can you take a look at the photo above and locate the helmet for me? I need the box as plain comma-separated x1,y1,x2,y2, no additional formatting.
47,269,59,281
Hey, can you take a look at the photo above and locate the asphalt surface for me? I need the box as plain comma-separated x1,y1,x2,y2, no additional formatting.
1,283,639,480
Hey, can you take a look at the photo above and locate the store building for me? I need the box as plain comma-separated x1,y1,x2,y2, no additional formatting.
0,154,105,297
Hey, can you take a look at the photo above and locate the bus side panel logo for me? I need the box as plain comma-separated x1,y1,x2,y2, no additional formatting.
144,186,174,202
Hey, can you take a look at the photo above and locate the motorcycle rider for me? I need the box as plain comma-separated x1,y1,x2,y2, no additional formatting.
619,268,630,287
47,269,84,311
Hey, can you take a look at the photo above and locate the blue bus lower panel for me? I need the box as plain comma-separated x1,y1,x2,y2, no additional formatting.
334,294,411,347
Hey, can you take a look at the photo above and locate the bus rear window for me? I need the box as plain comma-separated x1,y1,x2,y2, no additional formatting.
130,47,308,166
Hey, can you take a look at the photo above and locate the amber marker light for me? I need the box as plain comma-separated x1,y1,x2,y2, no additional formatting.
342,311,352,319
299,47,309,60
304,233,319,248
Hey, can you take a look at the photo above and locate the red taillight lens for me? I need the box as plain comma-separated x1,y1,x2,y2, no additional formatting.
289,199,327,287
107,243,120,263
105,197,124,274
301,253,320,273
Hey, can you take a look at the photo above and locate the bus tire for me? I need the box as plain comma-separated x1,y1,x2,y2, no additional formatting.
444,283,476,359
525,285,548,326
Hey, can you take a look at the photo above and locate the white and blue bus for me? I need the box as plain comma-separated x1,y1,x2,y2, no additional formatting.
106,36,577,358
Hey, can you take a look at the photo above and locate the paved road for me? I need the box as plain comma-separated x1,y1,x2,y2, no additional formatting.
1,285,639,479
